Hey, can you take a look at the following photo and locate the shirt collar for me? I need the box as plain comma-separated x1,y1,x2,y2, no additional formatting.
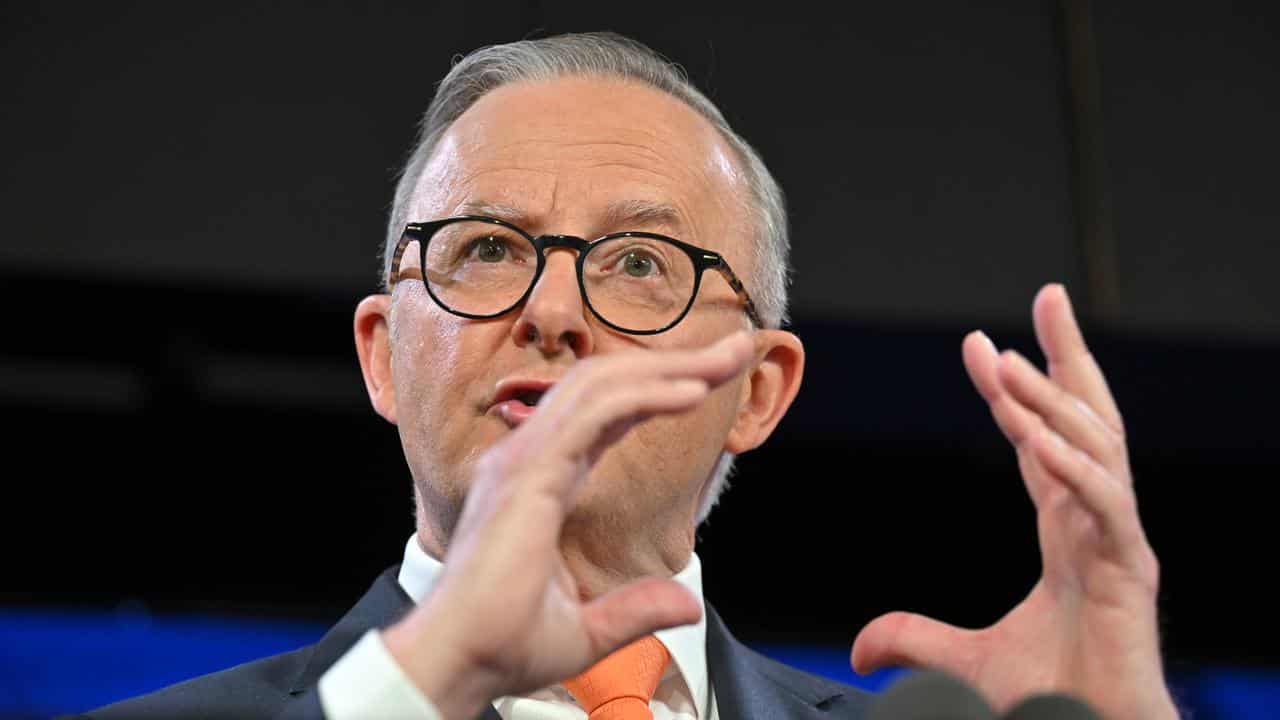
397,533,710,719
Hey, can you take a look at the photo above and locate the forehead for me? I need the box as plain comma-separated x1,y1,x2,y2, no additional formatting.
410,76,749,252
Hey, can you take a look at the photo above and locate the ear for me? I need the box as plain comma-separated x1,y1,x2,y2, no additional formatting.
724,329,805,453
354,293,397,424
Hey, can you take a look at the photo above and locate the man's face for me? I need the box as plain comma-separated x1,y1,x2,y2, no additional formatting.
386,76,757,555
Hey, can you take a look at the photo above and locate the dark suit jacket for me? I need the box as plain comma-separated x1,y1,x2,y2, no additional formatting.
79,566,872,719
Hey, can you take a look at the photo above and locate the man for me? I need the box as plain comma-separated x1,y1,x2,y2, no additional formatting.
86,32,1180,719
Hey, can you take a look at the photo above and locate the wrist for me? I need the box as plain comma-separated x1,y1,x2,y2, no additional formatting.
382,606,503,720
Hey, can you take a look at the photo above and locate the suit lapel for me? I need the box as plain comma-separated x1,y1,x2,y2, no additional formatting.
289,565,414,694
285,564,501,720
282,567,865,720
705,604,870,719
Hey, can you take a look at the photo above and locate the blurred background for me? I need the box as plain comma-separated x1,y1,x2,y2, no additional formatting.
3,1,1278,717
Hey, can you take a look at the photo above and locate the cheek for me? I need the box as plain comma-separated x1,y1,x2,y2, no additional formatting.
622,378,741,489
393,302,463,406
390,294,498,466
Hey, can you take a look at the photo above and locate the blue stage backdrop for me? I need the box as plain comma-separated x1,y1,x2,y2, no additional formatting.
2,608,1275,719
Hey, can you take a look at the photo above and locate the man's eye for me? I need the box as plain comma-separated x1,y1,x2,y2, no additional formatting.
471,237,507,262
622,251,658,277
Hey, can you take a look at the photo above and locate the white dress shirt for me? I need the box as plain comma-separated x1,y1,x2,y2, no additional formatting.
319,534,719,719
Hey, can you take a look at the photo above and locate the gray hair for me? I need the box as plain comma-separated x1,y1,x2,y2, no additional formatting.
382,32,790,523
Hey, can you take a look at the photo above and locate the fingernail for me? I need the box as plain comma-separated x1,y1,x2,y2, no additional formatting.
674,379,709,395
714,331,749,352
976,330,997,354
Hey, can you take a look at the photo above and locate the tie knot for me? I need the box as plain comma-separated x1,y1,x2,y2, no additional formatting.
562,636,671,720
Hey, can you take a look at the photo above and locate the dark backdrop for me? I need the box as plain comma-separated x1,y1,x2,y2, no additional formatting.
4,0,1278,684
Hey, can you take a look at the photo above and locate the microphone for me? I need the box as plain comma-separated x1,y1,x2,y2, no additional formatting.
868,671,1106,720
868,670,996,720
1003,694,1102,720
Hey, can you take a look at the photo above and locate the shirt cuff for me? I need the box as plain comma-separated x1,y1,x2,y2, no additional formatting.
318,629,443,720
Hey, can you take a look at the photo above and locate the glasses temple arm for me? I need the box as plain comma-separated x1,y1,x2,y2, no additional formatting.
711,261,765,329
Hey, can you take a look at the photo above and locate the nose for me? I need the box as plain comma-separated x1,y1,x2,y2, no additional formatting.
511,248,593,357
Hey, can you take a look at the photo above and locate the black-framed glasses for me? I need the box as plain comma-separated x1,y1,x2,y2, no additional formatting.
388,215,763,335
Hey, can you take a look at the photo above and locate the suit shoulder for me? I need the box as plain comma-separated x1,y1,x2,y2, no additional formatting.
82,643,314,720
738,643,875,717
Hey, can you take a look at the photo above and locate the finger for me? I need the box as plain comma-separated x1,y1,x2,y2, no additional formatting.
579,576,702,661
490,332,755,497
515,326,741,415
963,331,1038,448
527,330,752,428
850,611,978,676
510,377,711,486
1029,425,1142,547
963,332,1059,505
529,330,753,448
961,330,1002,404
965,332,1038,448
1014,435,1063,512
616,329,756,386
998,349,1124,470
579,378,714,459
679,330,758,387
1032,284,1124,434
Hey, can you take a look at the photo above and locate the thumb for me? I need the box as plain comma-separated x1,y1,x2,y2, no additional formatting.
850,611,978,676
579,576,702,660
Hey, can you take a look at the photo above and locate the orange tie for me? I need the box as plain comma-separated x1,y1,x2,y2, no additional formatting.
561,635,671,720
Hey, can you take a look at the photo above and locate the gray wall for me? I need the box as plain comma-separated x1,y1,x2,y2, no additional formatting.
1097,2,1280,338
4,2,1275,335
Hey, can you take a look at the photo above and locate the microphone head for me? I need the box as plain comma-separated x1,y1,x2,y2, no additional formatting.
1003,693,1102,720
868,670,997,720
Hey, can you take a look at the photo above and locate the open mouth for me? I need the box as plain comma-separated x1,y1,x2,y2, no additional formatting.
490,378,556,425
512,388,545,407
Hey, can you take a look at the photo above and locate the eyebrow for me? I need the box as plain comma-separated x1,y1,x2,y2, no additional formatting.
599,199,686,235
452,199,688,237
454,200,530,225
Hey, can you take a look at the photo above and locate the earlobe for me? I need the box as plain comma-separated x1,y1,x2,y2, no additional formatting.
725,330,805,454
354,294,397,424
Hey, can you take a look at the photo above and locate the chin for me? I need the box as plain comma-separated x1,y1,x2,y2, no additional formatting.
571,470,690,535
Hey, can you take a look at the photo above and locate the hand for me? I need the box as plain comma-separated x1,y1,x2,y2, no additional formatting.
850,284,1179,719
383,331,756,720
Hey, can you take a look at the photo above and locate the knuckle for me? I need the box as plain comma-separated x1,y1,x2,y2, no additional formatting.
1125,539,1161,595
1053,383,1075,412
993,398,1026,440
603,384,645,415
1104,430,1127,458
1111,484,1140,519
1144,548,1161,589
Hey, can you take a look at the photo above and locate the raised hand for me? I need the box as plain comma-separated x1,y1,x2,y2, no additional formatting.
383,331,756,720
850,284,1179,719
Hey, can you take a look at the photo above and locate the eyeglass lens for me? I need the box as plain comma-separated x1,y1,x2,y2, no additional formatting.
408,220,698,332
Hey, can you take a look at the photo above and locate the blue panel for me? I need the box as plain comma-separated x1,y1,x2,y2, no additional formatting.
751,644,909,692
753,644,1280,720
3,608,1278,718
0,608,326,718
1174,667,1280,720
